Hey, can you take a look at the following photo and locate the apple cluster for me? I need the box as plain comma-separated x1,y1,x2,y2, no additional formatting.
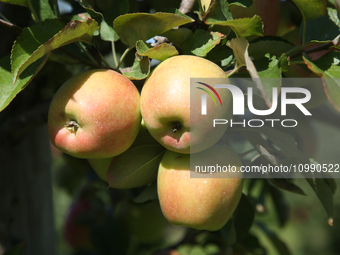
48,55,243,231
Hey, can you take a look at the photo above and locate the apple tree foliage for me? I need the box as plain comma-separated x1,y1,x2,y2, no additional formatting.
0,0,340,254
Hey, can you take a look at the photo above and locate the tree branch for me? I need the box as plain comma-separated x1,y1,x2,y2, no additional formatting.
0,18,22,33
179,0,196,14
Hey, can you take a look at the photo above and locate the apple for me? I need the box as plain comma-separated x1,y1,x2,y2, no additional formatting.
230,0,280,36
48,69,141,159
157,145,243,231
140,55,232,154
123,200,169,244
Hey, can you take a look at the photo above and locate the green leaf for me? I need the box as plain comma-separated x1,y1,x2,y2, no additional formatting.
113,12,194,47
256,57,282,105
122,55,150,80
304,8,340,44
228,0,252,8
198,0,212,14
257,222,292,255
107,125,166,189
11,18,99,83
227,37,250,68
203,0,232,24
0,55,48,112
305,178,334,225
227,38,279,107
0,0,27,6
269,179,306,195
209,15,263,38
132,182,158,203
239,234,266,254
249,37,295,60
161,27,193,48
182,29,222,57
234,194,255,240
303,51,340,111
268,184,289,227
30,0,58,21
136,41,178,61
79,0,129,41
292,0,327,21
257,126,310,166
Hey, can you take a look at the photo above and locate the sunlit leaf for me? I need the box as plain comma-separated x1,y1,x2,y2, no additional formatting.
182,29,222,57
11,18,99,83
0,0,27,6
292,0,327,21
113,12,194,47
303,51,340,111
227,38,280,107
136,41,178,61
0,55,48,112
203,0,232,23
30,0,58,21
121,55,150,80
209,15,263,38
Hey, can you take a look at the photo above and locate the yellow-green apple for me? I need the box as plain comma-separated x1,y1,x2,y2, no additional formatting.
48,69,141,159
157,145,243,231
140,55,232,154
123,200,168,244
230,0,280,36
88,120,165,188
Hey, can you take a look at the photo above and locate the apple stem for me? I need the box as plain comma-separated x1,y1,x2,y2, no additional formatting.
65,121,79,133
172,122,181,133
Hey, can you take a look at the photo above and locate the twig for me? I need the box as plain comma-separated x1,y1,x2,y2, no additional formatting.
179,0,196,14
289,34,340,60
0,18,22,33
57,48,102,69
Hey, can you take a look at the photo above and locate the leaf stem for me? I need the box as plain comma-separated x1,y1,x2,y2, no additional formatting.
100,54,112,69
57,48,102,68
117,47,133,71
77,42,99,65
289,60,305,65
226,66,240,77
111,40,118,69
284,45,303,58
27,0,40,22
